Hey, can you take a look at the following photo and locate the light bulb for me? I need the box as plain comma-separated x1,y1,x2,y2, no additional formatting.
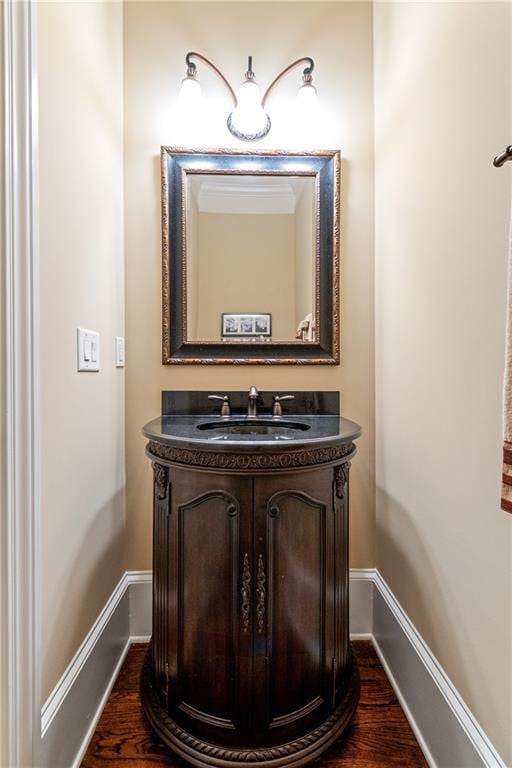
238,79,262,109
228,77,270,140
296,81,317,108
179,74,201,108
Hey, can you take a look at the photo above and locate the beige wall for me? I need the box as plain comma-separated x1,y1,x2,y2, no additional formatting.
124,2,375,570
195,213,296,340
38,1,125,699
374,3,511,763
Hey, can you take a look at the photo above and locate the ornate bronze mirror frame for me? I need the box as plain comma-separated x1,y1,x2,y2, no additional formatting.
161,147,340,365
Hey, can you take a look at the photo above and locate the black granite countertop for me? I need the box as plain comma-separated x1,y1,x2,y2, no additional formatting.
143,414,361,451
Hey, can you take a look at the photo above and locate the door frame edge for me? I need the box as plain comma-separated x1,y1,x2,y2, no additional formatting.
1,1,41,765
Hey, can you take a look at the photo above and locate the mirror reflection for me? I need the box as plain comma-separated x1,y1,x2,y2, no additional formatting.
185,173,317,343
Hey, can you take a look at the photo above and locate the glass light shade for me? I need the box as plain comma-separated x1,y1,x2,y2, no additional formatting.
296,81,318,108
179,75,201,107
230,79,269,137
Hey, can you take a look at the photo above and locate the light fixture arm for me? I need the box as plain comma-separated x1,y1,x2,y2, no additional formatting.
180,53,316,142
185,51,238,106
262,57,315,107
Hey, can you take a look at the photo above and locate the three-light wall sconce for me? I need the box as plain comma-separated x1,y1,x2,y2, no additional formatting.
179,53,318,141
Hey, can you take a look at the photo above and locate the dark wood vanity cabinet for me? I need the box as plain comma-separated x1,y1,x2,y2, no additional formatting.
252,469,338,745
156,470,254,746
143,438,359,768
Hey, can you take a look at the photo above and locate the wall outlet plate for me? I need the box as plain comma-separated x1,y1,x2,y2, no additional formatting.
77,328,100,371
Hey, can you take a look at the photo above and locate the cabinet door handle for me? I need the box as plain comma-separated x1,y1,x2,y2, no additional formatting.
241,553,251,632
256,554,266,634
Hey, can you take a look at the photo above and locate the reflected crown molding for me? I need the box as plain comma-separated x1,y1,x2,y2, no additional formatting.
190,176,302,215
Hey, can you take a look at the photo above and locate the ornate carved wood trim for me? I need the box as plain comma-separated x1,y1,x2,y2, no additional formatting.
267,489,326,518
178,701,237,731
256,554,266,635
148,441,355,472
153,463,169,500
177,489,240,517
141,646,359,768
334,462,350,500
241,553,251,633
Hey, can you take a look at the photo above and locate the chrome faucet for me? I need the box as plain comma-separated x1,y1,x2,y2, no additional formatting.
247,385,261,417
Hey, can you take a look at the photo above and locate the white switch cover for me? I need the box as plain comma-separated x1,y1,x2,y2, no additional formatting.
77,328,100,371
115,336,125,367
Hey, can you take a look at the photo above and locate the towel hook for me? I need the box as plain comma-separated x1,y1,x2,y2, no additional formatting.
493,145,512,167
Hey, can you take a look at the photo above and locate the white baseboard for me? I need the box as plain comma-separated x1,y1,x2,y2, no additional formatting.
128,570,152,639
40,574,130,768
71,638,131,768
372,572,506,768
348,567,375,636
39,569,506,768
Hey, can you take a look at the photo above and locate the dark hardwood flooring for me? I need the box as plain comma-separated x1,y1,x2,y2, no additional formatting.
81,641,428,768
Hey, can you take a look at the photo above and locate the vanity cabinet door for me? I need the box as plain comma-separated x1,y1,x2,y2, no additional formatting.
252,469,336,745
166,468,253,745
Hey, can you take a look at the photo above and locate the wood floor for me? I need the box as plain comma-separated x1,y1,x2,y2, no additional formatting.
81,641,428,768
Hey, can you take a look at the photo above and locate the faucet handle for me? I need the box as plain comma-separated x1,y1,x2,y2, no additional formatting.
272,394,294,417
208,394,231,417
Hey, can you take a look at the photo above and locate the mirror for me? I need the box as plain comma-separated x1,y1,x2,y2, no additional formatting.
186,174,316,343
162,148,340,364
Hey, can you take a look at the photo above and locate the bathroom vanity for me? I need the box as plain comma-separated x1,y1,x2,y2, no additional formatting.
141,391,361,768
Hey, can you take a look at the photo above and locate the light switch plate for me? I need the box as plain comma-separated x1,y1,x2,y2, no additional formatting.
77,328,100,371
115,336,125,367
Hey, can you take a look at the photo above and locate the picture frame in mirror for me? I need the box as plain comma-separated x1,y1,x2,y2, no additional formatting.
221,312,272,338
